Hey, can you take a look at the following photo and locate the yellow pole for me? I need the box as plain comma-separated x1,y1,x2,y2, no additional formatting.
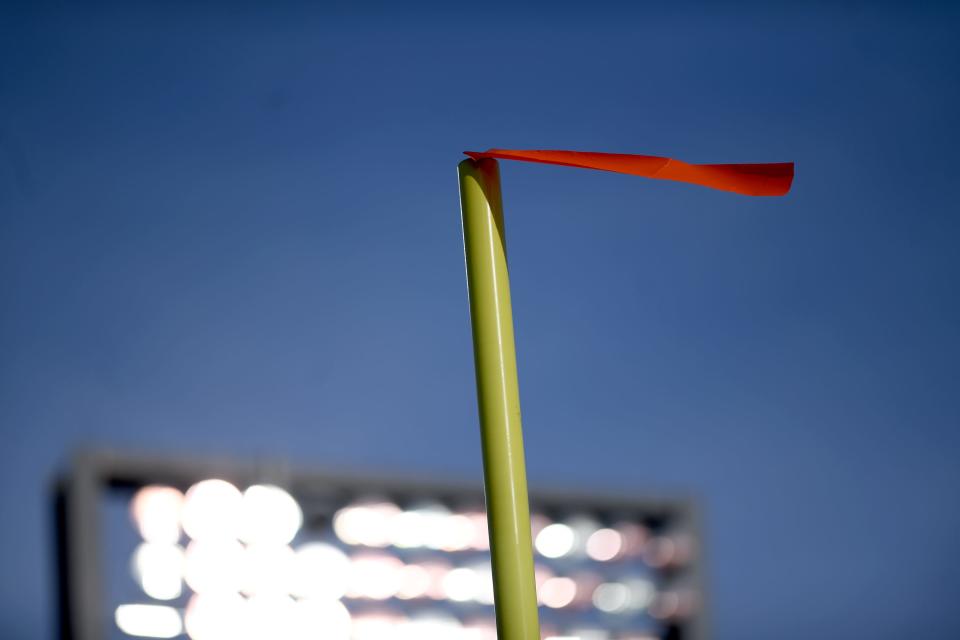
458,157,540,640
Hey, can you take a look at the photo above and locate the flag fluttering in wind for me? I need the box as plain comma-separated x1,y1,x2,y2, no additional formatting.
464,148,794,196
458,145,793,640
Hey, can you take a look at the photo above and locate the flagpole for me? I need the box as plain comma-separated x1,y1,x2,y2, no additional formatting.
458,157,541,640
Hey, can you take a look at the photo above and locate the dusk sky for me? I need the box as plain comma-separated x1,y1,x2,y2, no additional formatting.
2,2,959,638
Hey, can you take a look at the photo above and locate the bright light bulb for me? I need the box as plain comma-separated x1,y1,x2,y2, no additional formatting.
333,500,399,547
289,543,351,600
246,593,297,639
183,540,244,594
565,516,601,556
292,598,351,640
441,567,480,602
389,510,425,548
240,543,295,596
626,578,656,610
464,619,498,640
183,593,246,640
387,503,453,549
566,629,610,640
586,528,623,562
540,577,577,609
239,485,302,545
348,554,403,600
439,514,476,551
592,582,631,613
115,604,183,638
130,486,184,544
131,543,184,600
352,612,399,640
418,560,452,600
399,613,462,640
396,564,431,600
463,511,489,550
414,504,453,550
181,479,242,542
535,524,575,558
469,563,495,605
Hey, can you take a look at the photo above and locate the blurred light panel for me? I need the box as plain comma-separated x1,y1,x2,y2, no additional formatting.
105,466,700,640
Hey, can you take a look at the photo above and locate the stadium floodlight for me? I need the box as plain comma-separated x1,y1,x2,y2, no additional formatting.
54,449,706,640
458,148,793,640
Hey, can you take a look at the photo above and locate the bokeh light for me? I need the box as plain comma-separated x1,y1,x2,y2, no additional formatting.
352,611,400,640
348,553,404,600
240,543,295,596
293,598,352,640
183,592,246,640
399,612,463,640
333,499,399,548
593,581,631,613
586,528,623,562
245,593,297,639
181,480,242,542
130,486,184,544
183,539,244,594
396,563,432,600
289,542,351,600
239,484,302,545
535,523,575,558
115,604,183,639
441,566,481,602
117,476,696,639
540,576,577,608
131,542,184,601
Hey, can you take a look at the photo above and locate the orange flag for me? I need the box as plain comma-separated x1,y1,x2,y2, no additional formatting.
464,149,793,197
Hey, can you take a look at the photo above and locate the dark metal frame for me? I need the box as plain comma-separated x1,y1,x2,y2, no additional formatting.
54,449,708,640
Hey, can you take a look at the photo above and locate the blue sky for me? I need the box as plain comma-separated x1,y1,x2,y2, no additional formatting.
1,2,959,638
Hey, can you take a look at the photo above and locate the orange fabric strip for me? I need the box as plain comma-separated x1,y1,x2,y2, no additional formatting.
464,149,794,196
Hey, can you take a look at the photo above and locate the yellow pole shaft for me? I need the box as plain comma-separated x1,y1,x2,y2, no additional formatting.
458,157,541,640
